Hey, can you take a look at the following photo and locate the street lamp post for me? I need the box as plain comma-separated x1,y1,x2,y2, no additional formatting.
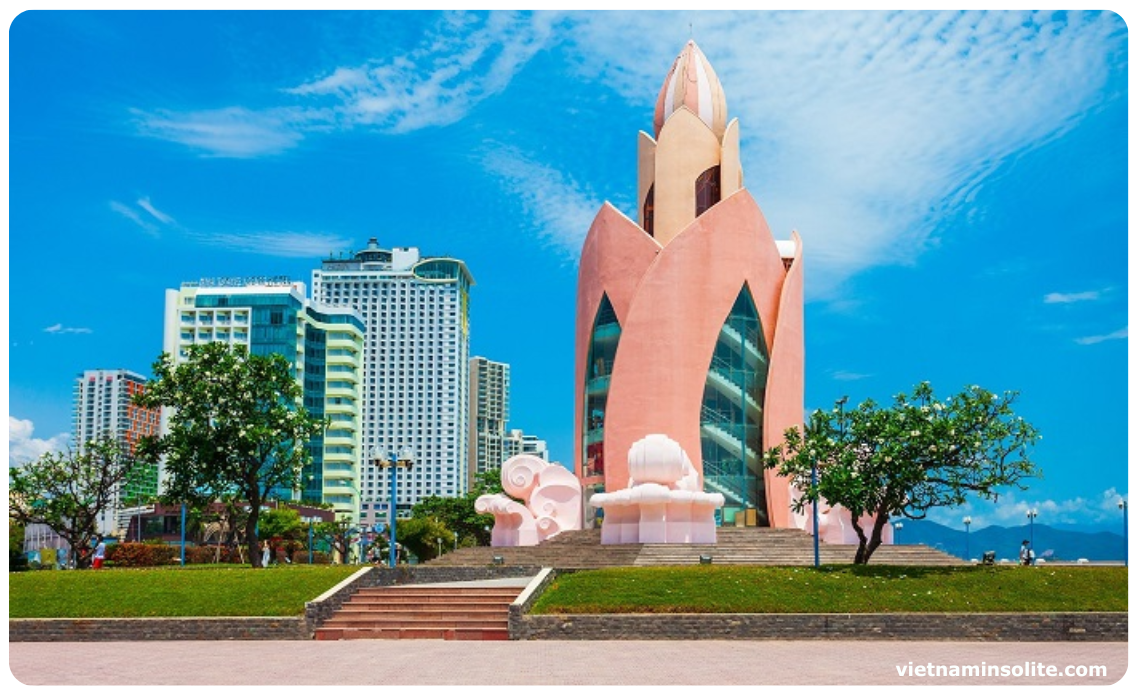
372,446,413,569
963,516,972,562
453,530,459,551
436,536,443,559
1118,499,1128,567
308,517,314,565
1027,508,1038,556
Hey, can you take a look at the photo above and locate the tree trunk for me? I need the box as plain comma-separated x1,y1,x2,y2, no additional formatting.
853,509,891,565
851,515,870,564
247,495,262,568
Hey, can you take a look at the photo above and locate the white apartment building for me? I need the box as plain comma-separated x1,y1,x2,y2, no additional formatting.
503,429,550,462
468,356,510,486
312,239,474,524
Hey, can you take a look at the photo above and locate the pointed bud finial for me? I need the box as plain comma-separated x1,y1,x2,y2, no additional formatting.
653,40,728,139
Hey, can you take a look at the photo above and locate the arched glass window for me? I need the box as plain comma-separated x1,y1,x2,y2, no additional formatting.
583,295,620,482
642,184,655,237
695,165,721,217
699,285,769,526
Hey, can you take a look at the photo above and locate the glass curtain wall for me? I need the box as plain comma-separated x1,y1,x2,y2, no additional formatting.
582,295,620,524
699,285,769,526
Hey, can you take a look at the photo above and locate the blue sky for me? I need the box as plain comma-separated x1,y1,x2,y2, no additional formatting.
5,10,1130,531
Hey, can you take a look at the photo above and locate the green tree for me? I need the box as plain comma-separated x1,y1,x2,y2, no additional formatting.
8,437,139,568
764,382,1041,564
313,515,357,564
410,468,503,548
258,507,303,543
9,518,28,571
134,342,327,568
391,516,452,562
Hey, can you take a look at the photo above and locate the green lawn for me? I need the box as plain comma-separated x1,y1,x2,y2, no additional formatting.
9,564,364,618
530,565,1127,615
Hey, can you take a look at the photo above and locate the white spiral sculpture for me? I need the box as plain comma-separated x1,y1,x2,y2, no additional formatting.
475,455,583,547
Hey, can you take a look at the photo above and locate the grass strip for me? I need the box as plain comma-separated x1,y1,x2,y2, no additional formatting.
529,565,1127,615
9,564,363,618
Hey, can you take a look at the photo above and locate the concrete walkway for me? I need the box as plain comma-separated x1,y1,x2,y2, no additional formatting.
8,640,1127,686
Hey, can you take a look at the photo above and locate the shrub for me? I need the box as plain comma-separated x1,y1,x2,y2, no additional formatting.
185,545,244,565
291,550,330,565
106,542,179,567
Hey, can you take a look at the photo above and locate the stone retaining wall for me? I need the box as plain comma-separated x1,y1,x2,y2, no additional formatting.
10,617,307,642
512,612,1127,642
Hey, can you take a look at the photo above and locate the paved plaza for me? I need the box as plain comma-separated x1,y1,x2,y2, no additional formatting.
8,639,1128,686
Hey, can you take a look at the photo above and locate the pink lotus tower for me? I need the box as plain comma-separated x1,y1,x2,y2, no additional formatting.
575,40,805,531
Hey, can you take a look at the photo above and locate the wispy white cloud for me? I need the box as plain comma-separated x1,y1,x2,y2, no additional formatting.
9,417,69,467
479,142,602,258
137,197,175,225
1075,326,1126,345
110,200,158,236
563,10,1126,297
131,106,313,158
191,230,355,259
134,12,557,156
112,196,350,259
43,323,92,335
1044,290,1101,304
831,370,872,381
926,487,1128,530
289,11,556,133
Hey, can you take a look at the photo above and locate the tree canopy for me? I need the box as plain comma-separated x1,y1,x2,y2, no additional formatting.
8,437,139,568
764,382,1041,564
409,468,503,548
134,342,327,568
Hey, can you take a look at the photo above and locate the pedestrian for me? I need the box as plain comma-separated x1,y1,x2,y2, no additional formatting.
261,540,271,567
92,537,106,570
1019,540,1033,566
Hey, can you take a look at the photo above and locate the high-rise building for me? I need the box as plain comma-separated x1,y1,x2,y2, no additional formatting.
503,429,549,462
73,369,161,535
312,239,474,523
162,278,365,517
468,356,510,486
575,41,804,530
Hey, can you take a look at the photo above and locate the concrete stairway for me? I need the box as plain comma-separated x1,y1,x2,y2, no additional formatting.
427,529,643,569
314,585,523,641
634,528,963,566
426,527,963,568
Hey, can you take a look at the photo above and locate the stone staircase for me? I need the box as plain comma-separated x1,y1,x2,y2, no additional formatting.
426,528,643,569
314,584,523,641
426,527,963,568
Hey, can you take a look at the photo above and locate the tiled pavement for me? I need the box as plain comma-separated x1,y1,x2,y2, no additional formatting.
8,640,1127,686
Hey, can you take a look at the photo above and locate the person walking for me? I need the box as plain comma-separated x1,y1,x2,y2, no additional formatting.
261,540,271,568
92,537,106,570
1019,539,1034,566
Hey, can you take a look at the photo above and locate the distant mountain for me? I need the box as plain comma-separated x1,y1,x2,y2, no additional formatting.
896,520,1126,563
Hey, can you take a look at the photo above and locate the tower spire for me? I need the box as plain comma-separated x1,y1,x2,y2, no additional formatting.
652,40,728,140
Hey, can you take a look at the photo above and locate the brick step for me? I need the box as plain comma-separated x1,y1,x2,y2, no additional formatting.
322,617,508,629
314,627,510,641
346,592,517,601
352,591,520,601
333,607,510,618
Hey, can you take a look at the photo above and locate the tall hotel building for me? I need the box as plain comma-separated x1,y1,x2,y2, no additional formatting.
162,278,365,517
312,239,474,522
468,356,510,486
74,369,161,535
